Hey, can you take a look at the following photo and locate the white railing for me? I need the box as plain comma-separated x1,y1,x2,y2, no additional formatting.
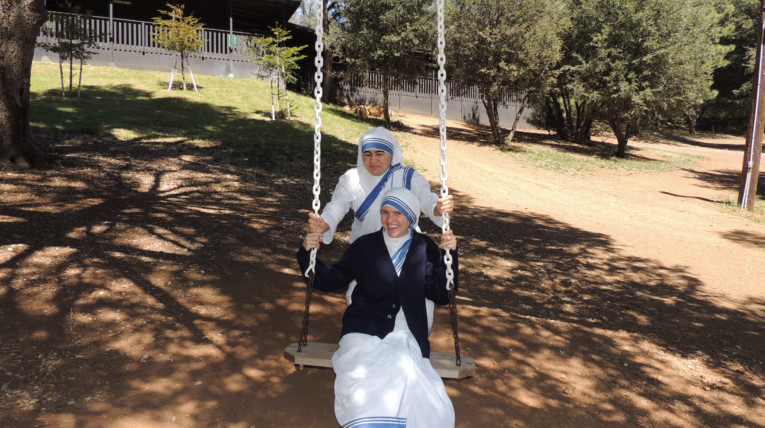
37,11,258,63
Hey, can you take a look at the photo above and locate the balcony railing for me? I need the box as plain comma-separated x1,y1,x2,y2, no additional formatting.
37,11,258,63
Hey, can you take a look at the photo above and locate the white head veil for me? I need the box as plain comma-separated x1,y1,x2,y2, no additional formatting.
381,187,420,231
356,127,404,193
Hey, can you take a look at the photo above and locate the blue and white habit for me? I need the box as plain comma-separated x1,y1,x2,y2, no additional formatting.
317,127,444,332
296,188,457,428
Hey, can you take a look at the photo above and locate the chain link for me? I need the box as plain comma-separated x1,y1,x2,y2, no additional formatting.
436,0,454,291
305,7,324,278
299,7,325,351
437,0,461,367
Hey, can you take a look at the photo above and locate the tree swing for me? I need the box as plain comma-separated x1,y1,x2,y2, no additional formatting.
284,0,475,380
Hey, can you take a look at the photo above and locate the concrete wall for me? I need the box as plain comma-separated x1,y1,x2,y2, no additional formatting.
34,47,265,79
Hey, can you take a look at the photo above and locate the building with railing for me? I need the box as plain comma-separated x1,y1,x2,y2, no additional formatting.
34,5,308,79
34,2,536,129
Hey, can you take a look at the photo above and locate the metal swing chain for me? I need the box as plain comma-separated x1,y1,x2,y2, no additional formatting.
298,8,325,353
436,0,461,367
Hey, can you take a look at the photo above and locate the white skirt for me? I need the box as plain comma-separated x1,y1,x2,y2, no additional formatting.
331,315,454,428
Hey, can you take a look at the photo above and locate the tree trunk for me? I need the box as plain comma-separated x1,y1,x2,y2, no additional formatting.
58,57,65,97
277,74,284,116
563,94,574,137
687,108,697,135
77,57,83,99
505,93,529,145
0,0,48,167
283,70,291,120
68,53,73,93
574,100,593,143
383,75,390,128
481,92,502,145
270,72,276,120
181,53,187,91
607,102,629,157
548,95,568,140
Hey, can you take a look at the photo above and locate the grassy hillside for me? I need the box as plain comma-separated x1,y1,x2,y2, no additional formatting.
29,62,383,181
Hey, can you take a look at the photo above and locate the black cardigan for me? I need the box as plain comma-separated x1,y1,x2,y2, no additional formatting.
296,229,458,358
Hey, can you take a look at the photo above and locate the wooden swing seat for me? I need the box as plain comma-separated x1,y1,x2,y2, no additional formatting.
284,342,476,380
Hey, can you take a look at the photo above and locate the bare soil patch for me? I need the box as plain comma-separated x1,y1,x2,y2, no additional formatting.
1,116,764,427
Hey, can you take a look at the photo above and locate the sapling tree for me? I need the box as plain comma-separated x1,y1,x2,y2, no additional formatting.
153,3,204,91
37,1,99,99
251,26,307,120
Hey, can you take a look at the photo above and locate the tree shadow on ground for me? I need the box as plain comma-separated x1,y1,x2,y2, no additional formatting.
684,168,765,199
1,93,763,427
2,94,358,426
441,190,764,427
658,191,716,203
652,132,746,151
719,230,765,250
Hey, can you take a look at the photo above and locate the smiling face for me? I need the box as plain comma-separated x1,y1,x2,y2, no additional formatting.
362,149,393,176
380,205,411,238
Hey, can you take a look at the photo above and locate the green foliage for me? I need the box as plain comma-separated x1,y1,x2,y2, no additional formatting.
445,0,570,144
152,3,204,58
153,3,204,91
331,0,433,78
252,26,307,86
329,0,435,126
702,0,761,132
251,26,308,119
549,0,730,156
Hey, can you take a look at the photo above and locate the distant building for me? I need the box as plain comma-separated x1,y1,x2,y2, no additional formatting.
46,0,302,35
37,0,311,79
36,1,536,128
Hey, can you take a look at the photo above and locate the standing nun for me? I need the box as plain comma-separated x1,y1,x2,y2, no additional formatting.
298,187,457,428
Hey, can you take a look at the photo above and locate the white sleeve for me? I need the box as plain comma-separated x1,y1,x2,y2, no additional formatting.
410,170,443,228
320,172,356,244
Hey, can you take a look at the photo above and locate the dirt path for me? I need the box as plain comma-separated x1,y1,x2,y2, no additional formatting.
1,118,764,428
401,115,764,300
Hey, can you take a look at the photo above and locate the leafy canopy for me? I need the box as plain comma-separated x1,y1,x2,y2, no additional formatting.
153,3,204,57
37,1,99,64
329,0,434,81
251,25,307,85
558,0,730,154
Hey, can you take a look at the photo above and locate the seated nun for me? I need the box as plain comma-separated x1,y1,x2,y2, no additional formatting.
297,187,458,428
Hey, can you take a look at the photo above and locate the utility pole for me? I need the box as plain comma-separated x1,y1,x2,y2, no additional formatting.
739,0,765,211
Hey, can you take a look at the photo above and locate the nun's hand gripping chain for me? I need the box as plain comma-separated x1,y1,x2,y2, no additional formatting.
305,9,324,279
